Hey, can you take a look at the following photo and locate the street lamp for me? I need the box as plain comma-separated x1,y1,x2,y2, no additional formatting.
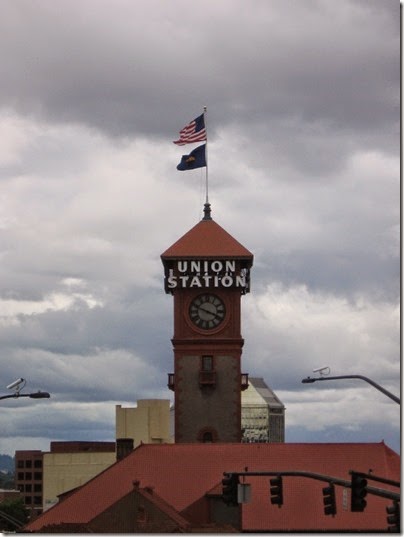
0,378,51,401
301,369,400,405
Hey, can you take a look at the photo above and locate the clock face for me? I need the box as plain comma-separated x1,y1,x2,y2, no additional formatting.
189,294,226,330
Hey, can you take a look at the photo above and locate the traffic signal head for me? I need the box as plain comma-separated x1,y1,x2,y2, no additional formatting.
322,483,336,516
351,473,367,512
222,473,239,506
270,475,283,507
386,501,400,532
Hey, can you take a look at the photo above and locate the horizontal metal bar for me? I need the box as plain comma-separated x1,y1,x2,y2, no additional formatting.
224,471,400,502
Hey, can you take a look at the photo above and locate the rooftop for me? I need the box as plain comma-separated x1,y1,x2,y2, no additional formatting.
25,441,399,533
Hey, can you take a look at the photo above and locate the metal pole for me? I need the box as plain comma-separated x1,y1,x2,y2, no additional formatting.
203,106,209,205
224,470,400,502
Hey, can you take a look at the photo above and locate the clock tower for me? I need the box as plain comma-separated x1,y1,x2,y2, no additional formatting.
161,204,253,443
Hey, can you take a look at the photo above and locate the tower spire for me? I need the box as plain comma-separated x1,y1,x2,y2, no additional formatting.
203,202,212,220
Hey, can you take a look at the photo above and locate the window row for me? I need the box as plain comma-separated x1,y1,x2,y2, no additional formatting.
18,483,42,493
17,459,42,469
24,496,42,505
17,472,43,481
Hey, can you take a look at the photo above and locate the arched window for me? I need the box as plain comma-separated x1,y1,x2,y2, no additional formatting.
197,427,218,443
202,431,213,443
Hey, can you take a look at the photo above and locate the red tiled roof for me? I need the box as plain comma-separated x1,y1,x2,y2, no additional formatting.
161,218,253,261
25,442,399,532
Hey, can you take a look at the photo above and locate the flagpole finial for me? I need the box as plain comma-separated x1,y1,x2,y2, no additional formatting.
203,202,212,220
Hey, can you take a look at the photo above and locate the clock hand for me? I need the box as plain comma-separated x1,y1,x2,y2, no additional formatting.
199,304,215,313
199,305,219,318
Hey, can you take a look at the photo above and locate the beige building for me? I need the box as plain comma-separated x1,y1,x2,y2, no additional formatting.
42,442,116,511
115,399,172,447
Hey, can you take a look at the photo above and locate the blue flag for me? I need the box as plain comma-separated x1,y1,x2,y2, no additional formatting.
177,144,206,171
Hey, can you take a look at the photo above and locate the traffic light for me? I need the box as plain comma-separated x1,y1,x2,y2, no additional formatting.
270,475,283,507
322,483,336,516
222,473,239,506
386,501,400,532
351,472,367,512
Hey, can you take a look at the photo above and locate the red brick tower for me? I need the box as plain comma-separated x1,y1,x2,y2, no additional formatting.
161,204,253,443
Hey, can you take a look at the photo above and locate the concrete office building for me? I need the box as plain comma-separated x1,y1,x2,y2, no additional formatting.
241,377,285,443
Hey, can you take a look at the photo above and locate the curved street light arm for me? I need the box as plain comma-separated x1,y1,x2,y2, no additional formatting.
302,374,400,404
0,391,50,401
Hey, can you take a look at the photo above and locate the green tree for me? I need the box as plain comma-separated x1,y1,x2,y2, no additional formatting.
0,471,15,490
0,498,28,531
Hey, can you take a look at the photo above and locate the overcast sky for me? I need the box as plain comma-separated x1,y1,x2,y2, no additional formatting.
0,0,399,456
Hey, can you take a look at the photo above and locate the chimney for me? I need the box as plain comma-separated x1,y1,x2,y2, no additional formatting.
116,438,134,461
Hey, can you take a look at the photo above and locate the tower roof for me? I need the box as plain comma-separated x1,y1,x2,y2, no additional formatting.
161,215,253,263
243,377,285,410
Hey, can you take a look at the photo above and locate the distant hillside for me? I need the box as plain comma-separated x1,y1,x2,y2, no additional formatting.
0,454,14,473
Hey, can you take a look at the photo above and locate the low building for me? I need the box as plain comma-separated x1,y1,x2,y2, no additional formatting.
15,442,116,514
0,489,22,503
42,441,116,512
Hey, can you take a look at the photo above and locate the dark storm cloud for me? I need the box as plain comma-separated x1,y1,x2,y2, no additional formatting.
0,0,398,145
0,292,171,378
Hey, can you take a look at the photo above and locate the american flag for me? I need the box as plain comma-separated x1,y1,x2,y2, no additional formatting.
173,113,207,145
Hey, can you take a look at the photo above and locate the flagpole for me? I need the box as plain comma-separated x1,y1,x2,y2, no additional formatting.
204,106,209,203
202,106,212,220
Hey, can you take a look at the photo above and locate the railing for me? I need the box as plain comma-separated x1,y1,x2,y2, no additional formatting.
168,371,249,390
167,373,175,391
199,371,216,386
241,373,249,391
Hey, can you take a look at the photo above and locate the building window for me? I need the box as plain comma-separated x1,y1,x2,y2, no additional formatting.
34,496,42,505
25,484,32,493
18,472,24,480
34,484,42,493
34,472,42,480
25,472,32,480
136,505,147,527
201,355,213,371
17,460,24,469
25,460,32,468
34,460,42,468
199,356,216,387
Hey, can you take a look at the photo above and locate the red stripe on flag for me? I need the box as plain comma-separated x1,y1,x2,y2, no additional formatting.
173,119,206,145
